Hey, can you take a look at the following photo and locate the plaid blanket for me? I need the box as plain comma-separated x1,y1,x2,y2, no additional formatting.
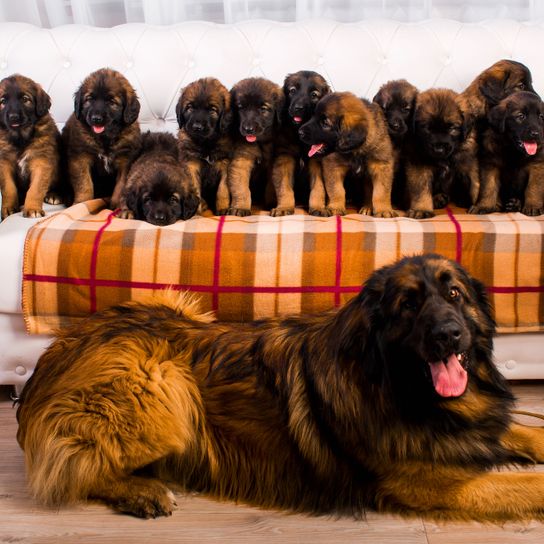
22,199,543,335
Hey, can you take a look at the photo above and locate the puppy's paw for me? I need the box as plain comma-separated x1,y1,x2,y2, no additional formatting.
112,483,177,519
226,207,251,217
44,192,63,205
433,193,449,209
467,204,500,215
117,209,135,220
1,205,19,219
23,207,45,218
309,207,332,217
406,208,434,219
373,209,399,218
270,207,295,217
358,206,372,216
327,207,346,216
505,198,522,213
522,205,543,216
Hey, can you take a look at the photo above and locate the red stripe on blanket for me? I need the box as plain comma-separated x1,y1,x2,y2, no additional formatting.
22,273,544,295
89,210,118,313
212,215,226,311
335,215,342,306
445,206,462,263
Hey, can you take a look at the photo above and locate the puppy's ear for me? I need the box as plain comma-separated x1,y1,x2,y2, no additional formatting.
175,92,185,128
479,75,507,107
35,86,52,117
123,91,140,125
125,189,141,219
181,193,200,220
337,123,367,152
74,87,84,120
487,102,507,133
219,110,233,134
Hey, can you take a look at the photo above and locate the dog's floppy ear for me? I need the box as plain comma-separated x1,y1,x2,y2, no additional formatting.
219,92,232,134
124,188,142,220
487,102,507,133
273,87,285,124
181,193,200,220
35,85,52,117
73,86,84,120
123,90,140,125
479,74,508,107
175,91,185,128
337,118,367,152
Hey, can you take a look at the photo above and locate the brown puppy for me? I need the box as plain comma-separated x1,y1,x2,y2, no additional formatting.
226,77,284,216
373,79,419,208
0,74,61,219
121,131,200,225
460,59,535,122
62,68,141,207
470,91,544,216
299,91,396,217
271,70,330,216
176,77,232,215
405,88,479,218
16,254,544,522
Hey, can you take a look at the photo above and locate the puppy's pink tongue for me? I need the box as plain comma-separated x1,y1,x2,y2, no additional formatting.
92,125,105,134
523,141,538,155
245,135,257,143
429,353,467,398
293,116,303,123
308,143,325,157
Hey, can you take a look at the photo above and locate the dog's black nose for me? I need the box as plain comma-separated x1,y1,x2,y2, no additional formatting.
91,115,104,125
242,124,255,135
432,322,462,346
191,121,204,132
8,113,21,124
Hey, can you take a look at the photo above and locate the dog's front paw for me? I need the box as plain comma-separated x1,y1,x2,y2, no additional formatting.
112,483,177,519
309,207,332,217
505,198,522,213
44,192,63,205
117,208,135,220
406,208,434,219
373,209,399,218
467,204,500,215
22,207,45,218
521,205,543,216
433,193,449,209
226,207,251,217
270,207,295,217
327,207,346,216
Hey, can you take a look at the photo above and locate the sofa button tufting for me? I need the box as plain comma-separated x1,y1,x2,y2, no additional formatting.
15,365,27,376
505,359,517,370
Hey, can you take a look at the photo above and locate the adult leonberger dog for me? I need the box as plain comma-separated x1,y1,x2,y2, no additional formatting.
225,77,284,216
460,59,535,122
298,91,396,217
271,70,330,216
405,88,479,218
176,77,232,215
17,254,544,522
61,68,141,206
0,74,61,219
120,131,200,225
470,91,544,216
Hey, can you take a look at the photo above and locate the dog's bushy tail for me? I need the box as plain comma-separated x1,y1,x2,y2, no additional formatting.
142,288,216,324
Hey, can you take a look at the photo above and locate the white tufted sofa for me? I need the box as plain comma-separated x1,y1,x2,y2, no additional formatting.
0,19,543,387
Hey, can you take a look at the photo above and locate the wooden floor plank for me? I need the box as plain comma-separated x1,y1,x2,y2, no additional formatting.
2,383,544,543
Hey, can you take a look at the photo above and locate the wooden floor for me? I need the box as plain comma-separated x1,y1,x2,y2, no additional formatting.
2,383,544,543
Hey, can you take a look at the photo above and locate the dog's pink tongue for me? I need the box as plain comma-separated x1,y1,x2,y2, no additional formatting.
523,141,538,155
92,125,105,134
308,143,325,157
429,353,467,398
293,116,303,123
245,135,257,143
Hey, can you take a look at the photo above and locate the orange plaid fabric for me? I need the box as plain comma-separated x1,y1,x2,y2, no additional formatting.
22,199,544,334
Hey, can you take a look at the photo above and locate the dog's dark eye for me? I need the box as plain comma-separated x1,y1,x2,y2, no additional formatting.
185,103,193,112
448,287,461,301
84,95,93,103
288,86,297,95
260,105,270,113
310,91,320,100
209,106,218,114
539,113,544,121
321,117,332,129
449,126,460,136
169,195,180,205
237,103,244,110
22,95,31,104
401,299,417,312
402,104,411,112
517,83,525,90
516,112,526,122
142,195,151,204
0,97,5,106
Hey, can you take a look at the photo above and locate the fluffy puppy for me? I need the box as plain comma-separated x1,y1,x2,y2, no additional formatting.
373,79,419,208
405,89,479,218
61,68,141,206
298,91,396,217
470,91,544,216
176,77,232,215
226,77,284,216
460,59,535,122
270,70,331,216
121,131,199,225
0,74,61,219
